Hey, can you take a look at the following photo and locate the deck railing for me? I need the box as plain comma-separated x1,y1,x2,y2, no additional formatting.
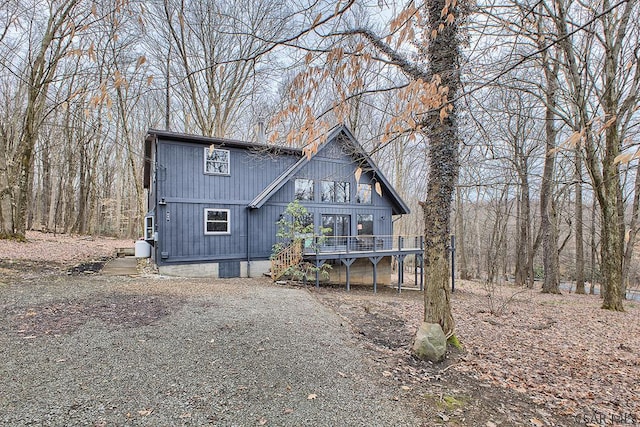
302,235,423,255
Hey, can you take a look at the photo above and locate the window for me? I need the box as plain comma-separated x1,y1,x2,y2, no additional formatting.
204,209,230,234
356,183,372,204
144,215,154,241
321,181,350,203
295,178,314,201
357,214,374,235
204,147,230,175
320,181,334,202
335,182,350,203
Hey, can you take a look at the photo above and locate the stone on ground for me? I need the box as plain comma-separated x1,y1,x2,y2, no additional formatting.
412,322,447,362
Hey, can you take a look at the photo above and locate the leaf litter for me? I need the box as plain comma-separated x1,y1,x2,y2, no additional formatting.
314,280,640,426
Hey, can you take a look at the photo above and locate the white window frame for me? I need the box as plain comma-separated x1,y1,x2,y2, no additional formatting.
204,147,230,175
204,208,231,235
144,215,154,241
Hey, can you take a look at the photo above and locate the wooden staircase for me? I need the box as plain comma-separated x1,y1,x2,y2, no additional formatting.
270,240,303,280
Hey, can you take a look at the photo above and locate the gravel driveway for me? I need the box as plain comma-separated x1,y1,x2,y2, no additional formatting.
0,274,420,426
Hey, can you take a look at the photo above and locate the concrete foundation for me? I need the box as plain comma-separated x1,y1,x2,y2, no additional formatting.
158,260,271,279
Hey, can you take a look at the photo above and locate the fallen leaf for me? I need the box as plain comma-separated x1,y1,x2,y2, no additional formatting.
307,393,317,400
486,422,497,427
530,418,544,427
138,409,152,416
179,413,191,419
337,371,347,378
283,408,294,414
382,371,392,377
257,417,267,425
438,413,450,421
401,385,411,391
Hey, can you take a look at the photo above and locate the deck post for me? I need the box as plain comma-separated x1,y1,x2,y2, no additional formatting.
451,234,456,293
314,259,325,288
396,254,407,293
341,258,356,291
420,236,425,291
369,256,383,293
418,254,424,291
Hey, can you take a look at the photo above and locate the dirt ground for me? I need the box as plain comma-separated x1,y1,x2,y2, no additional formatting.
1,231,638,426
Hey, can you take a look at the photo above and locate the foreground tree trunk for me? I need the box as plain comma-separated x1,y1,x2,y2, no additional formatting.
420,0,465,337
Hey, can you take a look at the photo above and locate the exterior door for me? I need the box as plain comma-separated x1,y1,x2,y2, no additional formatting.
321,214,350,248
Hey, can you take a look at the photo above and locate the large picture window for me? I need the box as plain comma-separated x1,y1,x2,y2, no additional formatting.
204,147,230,175
204,209,230,234
321,181,350,203
356,183,372,204
295,178,314,201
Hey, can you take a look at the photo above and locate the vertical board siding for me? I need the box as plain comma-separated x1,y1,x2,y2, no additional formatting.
158,202,248,263
155,139,298,264
158,140,297,201
267,139,395,238
153,135,400,265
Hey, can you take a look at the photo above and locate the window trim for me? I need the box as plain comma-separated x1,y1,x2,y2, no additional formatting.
204,147,231,175
204,208,231,235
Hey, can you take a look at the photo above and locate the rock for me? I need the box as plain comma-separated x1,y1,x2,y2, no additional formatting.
412,322,447,362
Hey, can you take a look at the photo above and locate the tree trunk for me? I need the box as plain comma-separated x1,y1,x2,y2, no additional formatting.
455,187,471,280
598,119,625,310
515,166,532,287
600,193,624,310
574,148,586,294
419,0,465,338
621,162,640,298
540,60,561,294
41,138,52,231
590,197,597,294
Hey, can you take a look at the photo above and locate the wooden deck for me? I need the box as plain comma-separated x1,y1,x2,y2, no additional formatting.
302,235,424,292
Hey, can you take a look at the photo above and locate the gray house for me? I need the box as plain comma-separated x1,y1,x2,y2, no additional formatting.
143,125,421,286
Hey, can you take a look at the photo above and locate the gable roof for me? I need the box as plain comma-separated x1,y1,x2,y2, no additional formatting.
248,125,411,215
145,128,302,154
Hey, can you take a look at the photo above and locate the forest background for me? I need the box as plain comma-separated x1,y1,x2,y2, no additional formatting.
1,0,640,301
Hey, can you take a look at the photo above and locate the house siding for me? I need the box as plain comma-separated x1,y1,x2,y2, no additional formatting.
153,138,297,265
145,128,408,279
266,139,395,237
